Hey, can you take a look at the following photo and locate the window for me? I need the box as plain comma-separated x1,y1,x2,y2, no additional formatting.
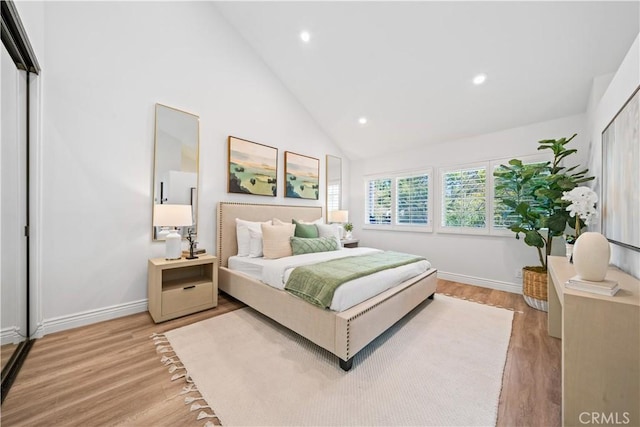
365,170,432,231
366,178,392,225
490,155,551,235
440,166,487,231
396,174,429,225
492,161,549,230
327,183,340,213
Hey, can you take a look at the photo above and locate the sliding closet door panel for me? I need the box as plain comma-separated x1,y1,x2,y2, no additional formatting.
1,43,28,370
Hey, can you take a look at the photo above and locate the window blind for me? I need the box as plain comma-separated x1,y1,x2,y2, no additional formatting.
396,174,429,226
441,167,486,228
366,178,392,224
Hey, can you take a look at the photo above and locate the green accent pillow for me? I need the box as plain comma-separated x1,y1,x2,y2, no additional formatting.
290,236,339,255
292,219,319,238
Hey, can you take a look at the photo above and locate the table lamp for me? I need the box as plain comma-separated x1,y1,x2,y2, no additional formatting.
329,210,349,238
153,204,193,260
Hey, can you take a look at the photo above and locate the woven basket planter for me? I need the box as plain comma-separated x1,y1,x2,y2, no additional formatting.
522,267,548,312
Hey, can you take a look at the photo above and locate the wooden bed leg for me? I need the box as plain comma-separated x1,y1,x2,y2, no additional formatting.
428,292,435,300
339,358,353,371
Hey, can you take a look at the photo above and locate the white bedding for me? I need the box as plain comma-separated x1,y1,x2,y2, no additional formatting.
228,248,431,312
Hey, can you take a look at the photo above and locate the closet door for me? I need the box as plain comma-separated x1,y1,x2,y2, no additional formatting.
0,43,28,374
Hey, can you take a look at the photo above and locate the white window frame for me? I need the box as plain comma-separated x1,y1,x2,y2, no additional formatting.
363,168,433,233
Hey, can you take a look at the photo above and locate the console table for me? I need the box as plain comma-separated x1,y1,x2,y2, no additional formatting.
547,256,639,426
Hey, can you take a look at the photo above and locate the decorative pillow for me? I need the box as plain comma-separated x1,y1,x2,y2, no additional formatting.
317,223,342,247
290,236,339,255
248,228,263,258
272,217,288,226
236,218,271,257
293,219,319,238
261,223,296,259
296,218,324,225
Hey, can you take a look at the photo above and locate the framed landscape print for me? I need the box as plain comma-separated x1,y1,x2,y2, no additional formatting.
601,86,639,252
285,151,319,200
228,136,278,197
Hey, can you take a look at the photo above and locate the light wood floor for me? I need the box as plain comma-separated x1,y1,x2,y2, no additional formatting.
0,280,561,426
1,342,19,372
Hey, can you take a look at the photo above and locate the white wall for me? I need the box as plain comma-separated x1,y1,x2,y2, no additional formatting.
586,33,640,278
350,114,588,292
25,1,345,333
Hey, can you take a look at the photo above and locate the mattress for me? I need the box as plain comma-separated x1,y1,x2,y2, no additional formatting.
228,248,431,311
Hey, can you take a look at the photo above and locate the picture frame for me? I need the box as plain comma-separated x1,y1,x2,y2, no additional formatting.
601,86,639,252
228,136,278,197
284,151,320,200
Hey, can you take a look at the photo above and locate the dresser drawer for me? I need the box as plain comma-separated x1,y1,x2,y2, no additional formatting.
162,281,214,316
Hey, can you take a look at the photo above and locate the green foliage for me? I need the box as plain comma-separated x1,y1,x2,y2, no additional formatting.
368,178,392,224
397,175,429,225
493,134,594,270
442,168,486,228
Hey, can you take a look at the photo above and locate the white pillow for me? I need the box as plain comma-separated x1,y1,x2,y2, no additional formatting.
317,223,342,248
261,223,296,259
272,217,324,226
236,218,271,257
248,228,263,258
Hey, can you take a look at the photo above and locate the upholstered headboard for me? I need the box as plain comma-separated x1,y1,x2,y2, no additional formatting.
216,202,323,267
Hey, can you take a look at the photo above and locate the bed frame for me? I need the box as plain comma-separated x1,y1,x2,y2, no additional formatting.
216,202,438,371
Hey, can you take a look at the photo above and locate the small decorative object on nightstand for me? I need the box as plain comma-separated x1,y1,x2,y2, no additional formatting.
343,222,354,240
186,229,198,259
147,255,217,323
341,238,359,248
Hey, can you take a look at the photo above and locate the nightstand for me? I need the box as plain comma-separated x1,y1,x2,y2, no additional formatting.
341,239,359,248
147,254,218,323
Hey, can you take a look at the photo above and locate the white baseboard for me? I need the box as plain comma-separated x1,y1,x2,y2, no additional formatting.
34,275,518,337
438,271,522,295
42,299,148,336
1,326,22,345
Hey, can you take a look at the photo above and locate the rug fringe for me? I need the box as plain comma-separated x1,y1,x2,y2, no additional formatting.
197,410,219,421
153,333,220,426
190,403,212,411
181,384,199,395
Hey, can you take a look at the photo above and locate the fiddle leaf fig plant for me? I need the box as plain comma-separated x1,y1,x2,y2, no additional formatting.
493,134,594,271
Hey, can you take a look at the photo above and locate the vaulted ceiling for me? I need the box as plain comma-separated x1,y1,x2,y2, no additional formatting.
215,1,639,159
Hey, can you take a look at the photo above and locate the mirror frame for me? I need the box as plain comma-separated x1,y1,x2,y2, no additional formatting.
325,155,342,222
152,103,200,241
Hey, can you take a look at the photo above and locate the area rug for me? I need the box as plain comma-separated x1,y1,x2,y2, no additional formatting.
160,295,513,426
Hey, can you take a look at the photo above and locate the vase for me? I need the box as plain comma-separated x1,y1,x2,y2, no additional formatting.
345,231,353,240
572,232,610,281
565,243,574,262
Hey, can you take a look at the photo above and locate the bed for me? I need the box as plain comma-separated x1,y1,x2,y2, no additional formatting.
216,202,438,370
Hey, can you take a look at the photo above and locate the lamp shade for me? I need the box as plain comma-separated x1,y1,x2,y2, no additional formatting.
153,204,193,227
329,210,349,223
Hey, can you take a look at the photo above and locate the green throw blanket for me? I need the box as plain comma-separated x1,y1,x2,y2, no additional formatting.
285,251,425,309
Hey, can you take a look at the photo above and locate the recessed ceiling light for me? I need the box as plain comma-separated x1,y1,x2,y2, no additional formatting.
358,117,368,125
300,31,311,43
473,73,487,85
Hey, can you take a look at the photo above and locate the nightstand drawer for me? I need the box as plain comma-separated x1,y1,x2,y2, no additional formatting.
162,281,213,316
